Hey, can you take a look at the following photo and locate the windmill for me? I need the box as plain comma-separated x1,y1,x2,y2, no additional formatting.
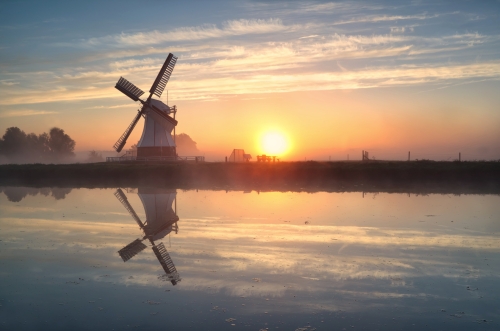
115,188,181,285
113,53,178,158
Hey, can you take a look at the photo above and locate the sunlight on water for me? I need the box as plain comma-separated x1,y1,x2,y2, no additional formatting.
0,187,498,330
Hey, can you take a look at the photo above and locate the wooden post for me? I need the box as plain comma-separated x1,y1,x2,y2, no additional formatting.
408,151,410,161
362,150,364,161
225,156,227,163
459,152,461,162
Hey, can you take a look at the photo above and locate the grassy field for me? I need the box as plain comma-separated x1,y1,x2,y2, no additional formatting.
1,160,499,194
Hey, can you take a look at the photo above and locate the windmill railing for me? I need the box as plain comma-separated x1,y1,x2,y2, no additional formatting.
106,155,205,163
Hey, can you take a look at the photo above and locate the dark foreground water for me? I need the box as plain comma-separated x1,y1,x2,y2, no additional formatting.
0,187,499,331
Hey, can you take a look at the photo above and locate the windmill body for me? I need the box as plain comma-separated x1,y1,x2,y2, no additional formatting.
112,53,179,158
137,103,176,157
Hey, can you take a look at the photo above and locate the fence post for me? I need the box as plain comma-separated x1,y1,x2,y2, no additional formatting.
408,151,410,161
459,152,461,162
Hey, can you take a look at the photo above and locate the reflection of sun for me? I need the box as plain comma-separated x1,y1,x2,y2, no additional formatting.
261,132,289,156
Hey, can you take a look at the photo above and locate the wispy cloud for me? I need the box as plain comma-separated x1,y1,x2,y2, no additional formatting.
0,109,58,118
332,13,441,25
0,80,19,86
78,18,290,48
0,1,498,107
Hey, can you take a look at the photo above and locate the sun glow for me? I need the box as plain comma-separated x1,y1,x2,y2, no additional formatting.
261,132,289,156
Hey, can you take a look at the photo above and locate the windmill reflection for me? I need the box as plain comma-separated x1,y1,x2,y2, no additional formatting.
114,188,181,285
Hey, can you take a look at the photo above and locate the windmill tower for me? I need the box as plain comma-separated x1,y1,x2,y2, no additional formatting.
113,53,178,158
114,188,181,285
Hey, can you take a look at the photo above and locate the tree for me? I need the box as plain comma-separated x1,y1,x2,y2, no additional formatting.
87,150,104,163
0,127,76,163
48,127,75,158
175,133,199,155
26,132,50,162
0,127,27,157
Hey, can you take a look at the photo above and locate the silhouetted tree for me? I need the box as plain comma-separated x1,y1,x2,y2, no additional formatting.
0,126,75,163
175,133,199,155
26,132,50,162
48,127,75,158
87,150,104,162
127,143,138,156
0,127,27,157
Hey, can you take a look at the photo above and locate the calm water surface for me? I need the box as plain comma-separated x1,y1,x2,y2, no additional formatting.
0,187,499,330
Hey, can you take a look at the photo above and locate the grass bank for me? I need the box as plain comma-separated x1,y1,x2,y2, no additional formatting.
1,160,499,194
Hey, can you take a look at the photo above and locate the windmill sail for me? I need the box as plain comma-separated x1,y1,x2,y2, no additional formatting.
149,53,178,98
113,108,144,152
115,77,145,101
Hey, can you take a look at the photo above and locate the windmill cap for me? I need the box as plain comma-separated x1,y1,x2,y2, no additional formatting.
149,99,172,114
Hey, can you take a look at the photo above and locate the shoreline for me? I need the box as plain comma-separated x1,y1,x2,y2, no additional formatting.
1,160,499,194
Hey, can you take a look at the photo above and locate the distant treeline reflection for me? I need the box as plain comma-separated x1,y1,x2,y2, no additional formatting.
0,187,72,202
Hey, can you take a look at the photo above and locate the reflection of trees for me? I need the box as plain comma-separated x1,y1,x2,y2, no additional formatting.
0,187,72,202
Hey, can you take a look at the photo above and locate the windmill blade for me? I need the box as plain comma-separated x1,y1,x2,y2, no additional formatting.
114,188,145,228
115,77,145,101
118,239,147,262
113,108,144,152
144,103,178,133
149,53,178,98
152,242,181,285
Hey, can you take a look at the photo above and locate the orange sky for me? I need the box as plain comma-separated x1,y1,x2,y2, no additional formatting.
1,1,499,161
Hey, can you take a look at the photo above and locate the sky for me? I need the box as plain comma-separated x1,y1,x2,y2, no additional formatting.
1,0,500,161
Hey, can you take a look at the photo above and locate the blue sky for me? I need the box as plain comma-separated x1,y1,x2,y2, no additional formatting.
1,0,499,160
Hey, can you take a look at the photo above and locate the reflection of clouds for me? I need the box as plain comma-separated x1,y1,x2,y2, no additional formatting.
2,189,499,318
180,221,500,250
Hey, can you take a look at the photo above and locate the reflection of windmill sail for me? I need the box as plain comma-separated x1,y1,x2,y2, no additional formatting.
153,243,180,285
119,239,147,262
115,188,181,285
114,188,144,228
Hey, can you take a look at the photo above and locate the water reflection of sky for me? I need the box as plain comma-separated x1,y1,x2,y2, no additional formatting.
0,187,498,330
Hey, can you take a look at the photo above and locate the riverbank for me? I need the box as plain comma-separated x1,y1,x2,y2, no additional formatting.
1,160,500,194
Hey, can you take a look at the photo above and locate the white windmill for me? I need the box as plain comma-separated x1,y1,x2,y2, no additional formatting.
113,53,178,158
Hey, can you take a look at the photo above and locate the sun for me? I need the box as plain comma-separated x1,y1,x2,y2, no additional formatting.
261,132,289,156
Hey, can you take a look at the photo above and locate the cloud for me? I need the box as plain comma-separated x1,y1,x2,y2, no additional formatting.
79,18,289,48
0,80,19,86
0,109,58,117
332,13,441,26
0,6,497,106
85,103,136,110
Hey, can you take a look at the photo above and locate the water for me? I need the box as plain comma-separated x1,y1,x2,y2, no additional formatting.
0,187,499,330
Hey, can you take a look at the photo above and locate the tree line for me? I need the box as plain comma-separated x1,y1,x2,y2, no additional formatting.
0,127,75,163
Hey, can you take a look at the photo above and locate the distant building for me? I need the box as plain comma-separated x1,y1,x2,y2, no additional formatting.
228,149,252,162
